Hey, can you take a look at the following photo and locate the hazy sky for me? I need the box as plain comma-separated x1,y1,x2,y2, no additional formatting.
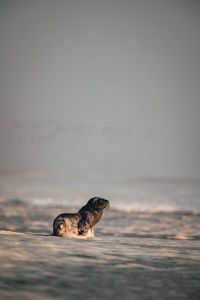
0,0,200,180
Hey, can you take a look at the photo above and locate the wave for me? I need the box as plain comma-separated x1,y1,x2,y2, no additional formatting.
116,233,200,240
1,230,200,241
1,198,200,216
110,205,200,216
0,230,51,237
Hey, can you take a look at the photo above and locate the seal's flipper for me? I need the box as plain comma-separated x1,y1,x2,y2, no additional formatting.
78,220,90,235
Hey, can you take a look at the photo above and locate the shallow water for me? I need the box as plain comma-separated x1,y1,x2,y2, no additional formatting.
0,196,200,300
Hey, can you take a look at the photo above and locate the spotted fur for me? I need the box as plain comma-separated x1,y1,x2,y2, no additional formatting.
53,197,109,238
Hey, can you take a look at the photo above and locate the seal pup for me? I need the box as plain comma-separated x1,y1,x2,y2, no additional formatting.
53,197,109,238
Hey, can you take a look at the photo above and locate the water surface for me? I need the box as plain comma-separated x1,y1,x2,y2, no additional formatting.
0,177,200,299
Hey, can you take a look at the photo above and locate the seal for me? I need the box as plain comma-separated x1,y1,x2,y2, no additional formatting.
53,197,109,238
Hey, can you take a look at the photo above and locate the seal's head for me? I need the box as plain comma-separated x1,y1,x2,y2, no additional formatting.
87,197,109,210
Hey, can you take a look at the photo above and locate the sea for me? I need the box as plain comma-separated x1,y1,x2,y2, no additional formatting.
0,174,200,300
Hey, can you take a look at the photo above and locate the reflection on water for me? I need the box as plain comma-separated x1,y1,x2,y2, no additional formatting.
0,199,200,299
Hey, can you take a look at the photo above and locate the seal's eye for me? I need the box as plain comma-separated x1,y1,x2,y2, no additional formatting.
97,200,102,206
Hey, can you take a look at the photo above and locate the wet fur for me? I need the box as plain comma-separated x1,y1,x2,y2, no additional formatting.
53,197,109,238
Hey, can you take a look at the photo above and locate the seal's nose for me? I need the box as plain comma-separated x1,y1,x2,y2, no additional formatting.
105,199,110,209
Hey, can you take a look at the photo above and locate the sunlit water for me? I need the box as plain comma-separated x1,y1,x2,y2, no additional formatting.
0,176,200,299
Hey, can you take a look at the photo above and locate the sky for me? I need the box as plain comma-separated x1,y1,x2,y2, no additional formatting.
0,0,200,182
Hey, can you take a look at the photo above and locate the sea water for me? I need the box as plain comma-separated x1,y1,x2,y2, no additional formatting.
0,175,200,299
